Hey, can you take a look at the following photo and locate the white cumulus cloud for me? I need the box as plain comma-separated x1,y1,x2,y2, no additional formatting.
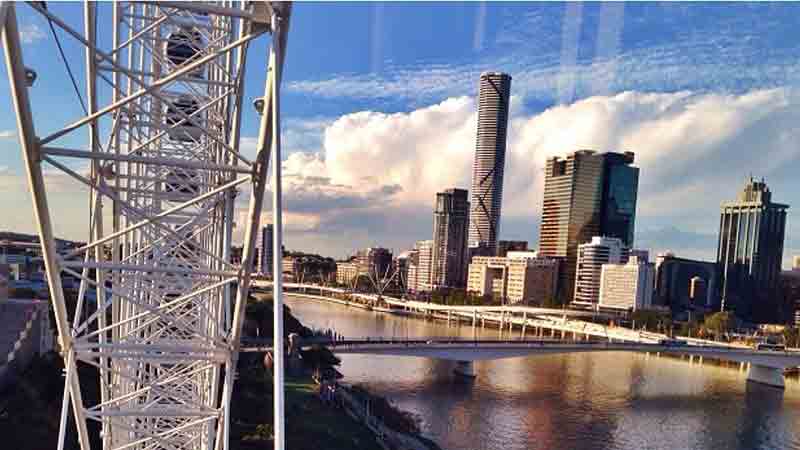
19,24,46,44
2,87,798,263
270,88,800,260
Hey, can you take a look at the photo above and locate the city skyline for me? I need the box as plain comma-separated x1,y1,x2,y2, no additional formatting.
0,3,799,266
539,150,639,302
3,5,800,450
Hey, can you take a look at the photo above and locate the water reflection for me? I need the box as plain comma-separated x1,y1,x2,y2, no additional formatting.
285,296,800,450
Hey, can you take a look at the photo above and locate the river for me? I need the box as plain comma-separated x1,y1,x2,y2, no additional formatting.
285,295,800,450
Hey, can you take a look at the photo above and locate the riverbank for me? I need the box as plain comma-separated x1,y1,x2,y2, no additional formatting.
0,294,437,450
229,361,384,450
284,293,800,450
340,383,443,450
278,290,407,315
251,292,441,450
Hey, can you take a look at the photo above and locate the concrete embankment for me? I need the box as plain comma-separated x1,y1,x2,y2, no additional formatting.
327,381,441,450
285,292,411,315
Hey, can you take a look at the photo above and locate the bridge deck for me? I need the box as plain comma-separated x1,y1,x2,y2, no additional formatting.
242,337,800,369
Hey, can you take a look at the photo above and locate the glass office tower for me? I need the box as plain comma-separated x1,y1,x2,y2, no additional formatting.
601,152,639,247
539,150,639,304
717,177,788,321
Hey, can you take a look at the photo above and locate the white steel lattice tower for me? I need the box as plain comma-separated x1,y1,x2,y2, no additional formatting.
468,72,511,254
1,2,290,449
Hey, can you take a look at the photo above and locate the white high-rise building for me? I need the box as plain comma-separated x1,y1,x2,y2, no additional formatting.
416,240,434,292
599,256,655,311
402,249,420,293
574,236,628,306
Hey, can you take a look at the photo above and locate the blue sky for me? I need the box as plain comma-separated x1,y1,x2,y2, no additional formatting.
1,2,799,266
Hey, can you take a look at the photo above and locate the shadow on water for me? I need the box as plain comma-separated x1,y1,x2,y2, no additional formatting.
734,382,787,450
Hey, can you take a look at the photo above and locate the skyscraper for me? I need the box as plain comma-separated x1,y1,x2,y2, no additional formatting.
599,255,655,311
469,72,512,254
466,254,559,305
432,188,470,288
655,253,720,312
538,150,639,303
717,177,788,320
258,224,274,276
600,152,639,245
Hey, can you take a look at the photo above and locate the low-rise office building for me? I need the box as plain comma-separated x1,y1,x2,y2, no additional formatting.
282,256,300,281
654,252,720,312
599,256,655,311
336,261,359,286
573,236,628,307
467,254,558,305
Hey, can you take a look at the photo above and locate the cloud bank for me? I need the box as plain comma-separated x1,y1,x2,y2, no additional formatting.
3,88,796,265
258,88,799,263
19,24,46,45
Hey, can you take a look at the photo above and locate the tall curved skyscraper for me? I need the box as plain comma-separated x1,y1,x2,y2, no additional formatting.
469,72,512,254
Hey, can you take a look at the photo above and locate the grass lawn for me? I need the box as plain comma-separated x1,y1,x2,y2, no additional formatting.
230,365,382,450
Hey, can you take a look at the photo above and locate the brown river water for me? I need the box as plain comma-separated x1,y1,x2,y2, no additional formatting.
285,295,800,450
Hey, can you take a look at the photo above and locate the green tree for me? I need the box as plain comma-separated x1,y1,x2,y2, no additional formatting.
542,296,560,309
678,320,699,338
703,311,735,340
449,290,467,306
783,326,800,348
630,310,671,332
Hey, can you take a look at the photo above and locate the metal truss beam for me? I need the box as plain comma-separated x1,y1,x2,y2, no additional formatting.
2,2,291,449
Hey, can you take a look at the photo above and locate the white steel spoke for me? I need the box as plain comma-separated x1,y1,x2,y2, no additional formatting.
2,2,290,449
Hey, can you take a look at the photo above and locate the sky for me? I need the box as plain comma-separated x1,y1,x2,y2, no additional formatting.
1,2,799,267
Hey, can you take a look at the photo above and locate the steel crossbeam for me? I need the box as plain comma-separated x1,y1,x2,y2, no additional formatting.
1,2,291,449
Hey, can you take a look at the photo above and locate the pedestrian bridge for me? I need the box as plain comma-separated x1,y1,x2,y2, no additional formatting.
252,281,609,319
242,337,800,389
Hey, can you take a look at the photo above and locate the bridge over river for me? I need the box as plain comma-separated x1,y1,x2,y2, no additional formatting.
242,336,800,389
254,282,760,350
